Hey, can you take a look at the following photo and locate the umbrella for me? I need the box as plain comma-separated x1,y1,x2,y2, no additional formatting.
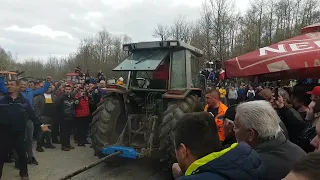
225,23,320,81
301,23,320,34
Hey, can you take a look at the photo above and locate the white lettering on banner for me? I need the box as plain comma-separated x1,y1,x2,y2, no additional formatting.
289,42,313,51
259,45,286,56
259,40,320,56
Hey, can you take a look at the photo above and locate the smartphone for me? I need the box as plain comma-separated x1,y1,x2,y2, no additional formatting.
208,112,215,118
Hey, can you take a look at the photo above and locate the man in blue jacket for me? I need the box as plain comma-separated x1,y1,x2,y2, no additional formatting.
0,80,43,180
0,77,50,165
172,112,264,180
0,77,50,102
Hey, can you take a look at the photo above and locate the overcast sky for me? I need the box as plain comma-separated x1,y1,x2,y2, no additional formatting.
0,0,249,61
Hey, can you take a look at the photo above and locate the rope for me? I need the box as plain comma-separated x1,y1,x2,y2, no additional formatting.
58,151,121,180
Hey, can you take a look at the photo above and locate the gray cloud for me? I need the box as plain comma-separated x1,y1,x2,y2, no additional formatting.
0,0,249,61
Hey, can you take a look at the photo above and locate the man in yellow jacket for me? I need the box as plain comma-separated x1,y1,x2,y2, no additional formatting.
219,86,227,105
204,89,228,141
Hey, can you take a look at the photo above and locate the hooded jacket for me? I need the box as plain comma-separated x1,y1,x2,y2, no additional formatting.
177,143,264,180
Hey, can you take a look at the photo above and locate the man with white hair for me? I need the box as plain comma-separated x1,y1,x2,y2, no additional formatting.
234,100,306,180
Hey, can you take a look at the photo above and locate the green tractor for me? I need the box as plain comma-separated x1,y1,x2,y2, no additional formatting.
89,41,206,167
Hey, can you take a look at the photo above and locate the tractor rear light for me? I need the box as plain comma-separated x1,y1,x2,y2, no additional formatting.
167,90,184,95
123,45,130,51
169,41,178,47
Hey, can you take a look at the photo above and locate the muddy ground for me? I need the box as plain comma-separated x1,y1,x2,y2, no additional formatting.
2,142,170,180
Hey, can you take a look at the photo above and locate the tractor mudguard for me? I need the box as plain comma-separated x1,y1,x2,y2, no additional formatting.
102,145,140,159
102,84,128,94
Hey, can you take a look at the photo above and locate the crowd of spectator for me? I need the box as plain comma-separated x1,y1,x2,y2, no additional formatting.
0,75,113,180
172,83,320,180
2,68,320,180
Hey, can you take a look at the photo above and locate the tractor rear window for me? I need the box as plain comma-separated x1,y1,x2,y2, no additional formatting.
113,50,169,71
170,50,187,89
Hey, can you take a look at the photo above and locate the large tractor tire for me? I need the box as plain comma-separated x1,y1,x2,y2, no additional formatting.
159,94,202,164
89,94,127,158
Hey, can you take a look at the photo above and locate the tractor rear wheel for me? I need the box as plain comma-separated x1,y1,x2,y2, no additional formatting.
159,95,202,165
89,94,127,158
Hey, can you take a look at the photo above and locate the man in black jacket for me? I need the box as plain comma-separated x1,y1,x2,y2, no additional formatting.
274,89,316,152
0,80,42,180
56,84,76,151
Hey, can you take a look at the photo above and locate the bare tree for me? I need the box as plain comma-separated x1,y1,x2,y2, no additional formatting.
153,24,170,41
7,0,320,79
170,16,192,42
0,46,14,70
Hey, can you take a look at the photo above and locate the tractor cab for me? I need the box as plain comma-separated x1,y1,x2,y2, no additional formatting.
113,41,205,96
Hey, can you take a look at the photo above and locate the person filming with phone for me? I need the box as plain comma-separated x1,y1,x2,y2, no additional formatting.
74,86,91,147
272,88,305,144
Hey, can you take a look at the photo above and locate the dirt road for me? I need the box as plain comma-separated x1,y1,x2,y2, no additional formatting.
2,143,169,180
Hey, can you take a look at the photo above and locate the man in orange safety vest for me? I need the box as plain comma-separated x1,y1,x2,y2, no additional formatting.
204,89,228,141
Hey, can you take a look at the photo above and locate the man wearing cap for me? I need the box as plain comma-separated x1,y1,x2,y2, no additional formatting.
219,105,237,148
204,89,228,141
306,86,320,121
